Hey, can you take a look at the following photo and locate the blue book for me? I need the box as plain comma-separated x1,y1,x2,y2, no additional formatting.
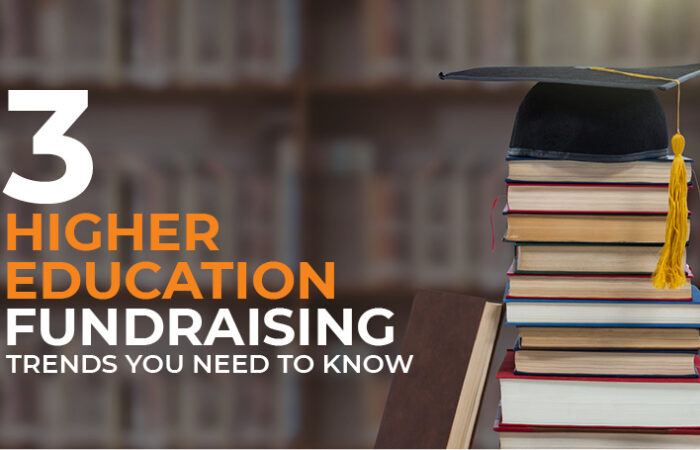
513,337,699,354
506,284,700,327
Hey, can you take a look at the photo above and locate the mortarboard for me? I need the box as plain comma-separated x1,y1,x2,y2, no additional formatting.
439,63,700,289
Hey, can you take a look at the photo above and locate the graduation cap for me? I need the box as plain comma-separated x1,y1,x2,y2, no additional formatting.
440,63,700,289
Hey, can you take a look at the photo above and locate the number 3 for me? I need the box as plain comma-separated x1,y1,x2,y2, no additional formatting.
4,90,92,204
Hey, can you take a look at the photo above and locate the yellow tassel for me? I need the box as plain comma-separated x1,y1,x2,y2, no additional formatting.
587,67,689,289
651,132,688,289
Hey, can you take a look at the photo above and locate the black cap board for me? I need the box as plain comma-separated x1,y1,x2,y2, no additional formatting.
439,63,700,91
439,63,700,162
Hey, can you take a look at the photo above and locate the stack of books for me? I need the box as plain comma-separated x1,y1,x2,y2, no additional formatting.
496,155,700,448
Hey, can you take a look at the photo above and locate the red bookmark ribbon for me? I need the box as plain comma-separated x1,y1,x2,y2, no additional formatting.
490,196,500,252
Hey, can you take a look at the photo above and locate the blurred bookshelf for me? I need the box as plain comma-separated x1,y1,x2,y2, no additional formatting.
1,0,700,448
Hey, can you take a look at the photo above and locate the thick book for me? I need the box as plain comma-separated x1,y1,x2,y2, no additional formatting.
506,263,693,301
375,291,502,449
514,243,684,274
518,327,700,350
498,350,700,427
506,182,692,213
495,416,700,449
513,342,698,377
506,155,693,184
506,285,700,327
504,209,691,244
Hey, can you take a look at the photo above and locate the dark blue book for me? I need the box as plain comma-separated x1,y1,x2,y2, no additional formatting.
506,155,693,185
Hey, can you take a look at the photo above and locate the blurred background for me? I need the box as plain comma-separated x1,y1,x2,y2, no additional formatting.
1,0,700,448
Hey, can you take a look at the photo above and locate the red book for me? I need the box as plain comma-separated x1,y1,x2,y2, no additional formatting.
495,414,700,449
495,418,700,434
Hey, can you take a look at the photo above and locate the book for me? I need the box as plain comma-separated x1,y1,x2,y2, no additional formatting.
513,346,698,377
478,0,521,66
507,182,687,213
498,350,700,427
496,417,700,449
276,0,300,80
0,0,40,81
506,155,693,184
506,285,700,327
504,210,690,244
273,131,301,267
178,0,234,85
518,327,700,350
365,173,405,284
514,244,683,274
362,0,410,81
375,291,502,449
33,0,120,85
125,0,178,87
506,265,693,300
411,165,472,287
177,373,233,447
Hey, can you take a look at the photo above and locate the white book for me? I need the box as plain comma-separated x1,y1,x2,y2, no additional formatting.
501,362,700,427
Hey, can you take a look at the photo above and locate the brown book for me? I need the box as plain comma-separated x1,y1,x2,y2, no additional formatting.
507,183,672,213
514,349,697,377
504,211,689,244
506,263,692,300
514,244,682,274
375,291,502,449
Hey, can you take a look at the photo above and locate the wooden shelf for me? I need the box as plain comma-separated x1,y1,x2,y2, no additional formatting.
0,81,301,101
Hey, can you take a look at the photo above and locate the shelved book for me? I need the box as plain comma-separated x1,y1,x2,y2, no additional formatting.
518,327,700,350
498,350,700,427
506,155,693,184
506,264,693,300
506,182,692,213
513,344,698,377
504,209,690,244
505,285,700,327
496,418,700,449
